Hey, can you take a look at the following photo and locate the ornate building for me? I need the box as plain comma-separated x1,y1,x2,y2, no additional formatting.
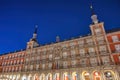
0,6,120,80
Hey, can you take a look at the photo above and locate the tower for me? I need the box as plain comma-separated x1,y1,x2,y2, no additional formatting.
27,25,39,49
89,4,114,65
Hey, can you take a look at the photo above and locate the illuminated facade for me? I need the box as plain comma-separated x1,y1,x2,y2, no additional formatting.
0,7,120,80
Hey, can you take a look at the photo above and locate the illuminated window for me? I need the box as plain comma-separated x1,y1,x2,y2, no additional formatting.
63,61,67,68
63,52,67,58
71,50,76,57
49,54,52,60
99,45,107,52
79,49,85,56
115,44,120,52
102,56,110,65
90,58,97,66
112,36,119,42
30,65,33,70
48,63,52,69
71,60,76,67
36,64,39,70
42,64,45,69
95,28,102,35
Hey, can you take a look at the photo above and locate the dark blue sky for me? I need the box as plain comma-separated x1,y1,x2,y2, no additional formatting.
0,0,120,54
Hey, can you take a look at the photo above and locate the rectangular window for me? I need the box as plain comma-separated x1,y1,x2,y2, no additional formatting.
112,36,119,42
115,44,120,52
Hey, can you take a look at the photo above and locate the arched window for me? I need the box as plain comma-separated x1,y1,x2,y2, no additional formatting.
79,49,85,57
71,50,76,57
104,71,115,80
63,52,67,58
93,71,101,80
82,72,90,80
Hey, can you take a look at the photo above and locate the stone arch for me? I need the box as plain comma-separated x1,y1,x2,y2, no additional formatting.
63,72,69,80
39,73,45,80
92,70,101,80
9,74,13,80
33,73,39,80
104,70,115,80
46,73,52,80
53,73,60,80
82,71,90,80
16,74,20,80
21,74,27,80
28,74,33,80
12,74,16,80
72,72,79,80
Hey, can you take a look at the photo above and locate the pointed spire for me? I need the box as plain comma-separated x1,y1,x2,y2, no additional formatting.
90,3,95,15
32,25,38,41
90,3,99,24
34,25,38,34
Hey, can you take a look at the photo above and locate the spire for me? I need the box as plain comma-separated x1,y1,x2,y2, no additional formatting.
34,25,38,34
90,2,99,24
31,25,38,41
90,4,95,15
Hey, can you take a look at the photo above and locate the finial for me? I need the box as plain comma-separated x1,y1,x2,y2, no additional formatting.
90,3,95,15
90,2,99,24
34,25,38,34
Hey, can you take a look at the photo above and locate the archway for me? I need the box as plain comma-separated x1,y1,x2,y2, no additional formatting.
53,73,60,80
82,71,90,80
93,71,101,80
72,72,78,80
104,70,115,80
40,73,45,80
63,72,69,80
33,74,39,80
21,74,27,80
12,74,16,80
28,74,32,80
16,74,20,80
47,73,52,80
10,75,13,80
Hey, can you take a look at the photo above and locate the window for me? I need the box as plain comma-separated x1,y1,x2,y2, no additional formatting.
48,63,52,69
88,48,95,53
99,45,107,52
31,57,34,61
30,65,33,70
42,64,45,69
86,38,93,45
63,61,67,68
71,60,76,67
63,52,67,58
88,48,95,56
70,42,75,46
49,54,52,60
112,36,119,42
79,49,85,56
78,40,84,45
80,59,86,66
90,58,97,66
102,56,110,65
25,66,27,71
115,44,120,52
95,28,102,35
36,64,39,70
71,50,75,57
37,56,40,60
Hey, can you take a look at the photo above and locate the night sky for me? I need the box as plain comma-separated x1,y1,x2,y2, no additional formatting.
0,0,120,54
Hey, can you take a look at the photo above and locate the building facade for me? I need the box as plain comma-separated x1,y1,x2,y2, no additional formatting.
0,7,120,80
